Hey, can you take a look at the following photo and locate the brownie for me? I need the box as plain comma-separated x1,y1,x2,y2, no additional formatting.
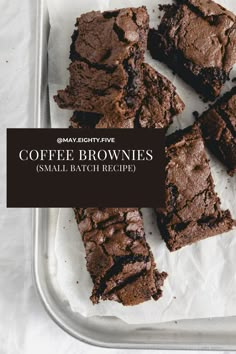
148,0,236,100
70,111,103,129
136,63,185,128
197,87,236,176
74,208,167,305
156,124,235,252
54,7,149,119
70,111,135,129
70,63,185,129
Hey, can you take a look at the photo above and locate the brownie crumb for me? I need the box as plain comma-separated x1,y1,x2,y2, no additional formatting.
192,111,199,119
158,4,171,11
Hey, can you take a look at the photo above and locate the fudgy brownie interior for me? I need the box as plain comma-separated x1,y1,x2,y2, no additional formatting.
135,63,184,128
70,63,185,129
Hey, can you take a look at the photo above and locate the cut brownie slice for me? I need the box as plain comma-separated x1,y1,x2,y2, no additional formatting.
74,208,167,305
156,124,235,252
54,7,149,118
197,87,236,176
136,63,185,128
70,63,185,129
148,0,236,100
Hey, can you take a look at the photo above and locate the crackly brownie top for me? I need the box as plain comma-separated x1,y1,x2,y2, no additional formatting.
74,208,167,305
199,87,236,140
158,0,236,72
157,124,235,251
197,87,236,175
164,124,221,222
75,208,149,282
70,7,149,67
55,7,149,115
54,55,145,114
69,63,185,129
75,208,146,282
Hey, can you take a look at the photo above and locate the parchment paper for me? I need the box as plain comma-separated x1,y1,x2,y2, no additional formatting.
48,0,236,324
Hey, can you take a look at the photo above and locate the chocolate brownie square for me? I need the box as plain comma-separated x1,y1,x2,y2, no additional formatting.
148,0,236,100
156,124,235,252
70,63,185,129
197,87,236,176
54,7,149,119
74,208,167,305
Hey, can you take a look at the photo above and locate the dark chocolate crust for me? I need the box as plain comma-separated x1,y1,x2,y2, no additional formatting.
197,87,236,176
70,63,185,129
54,7,149,118
156,124,235,252
74,208,167,305
148,0,236,100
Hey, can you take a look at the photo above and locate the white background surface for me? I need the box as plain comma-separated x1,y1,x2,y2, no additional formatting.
0,0,235,353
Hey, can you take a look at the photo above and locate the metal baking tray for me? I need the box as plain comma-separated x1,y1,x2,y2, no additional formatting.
33,0,236,349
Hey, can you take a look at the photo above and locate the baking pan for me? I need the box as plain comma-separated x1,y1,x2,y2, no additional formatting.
33,0,236,349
